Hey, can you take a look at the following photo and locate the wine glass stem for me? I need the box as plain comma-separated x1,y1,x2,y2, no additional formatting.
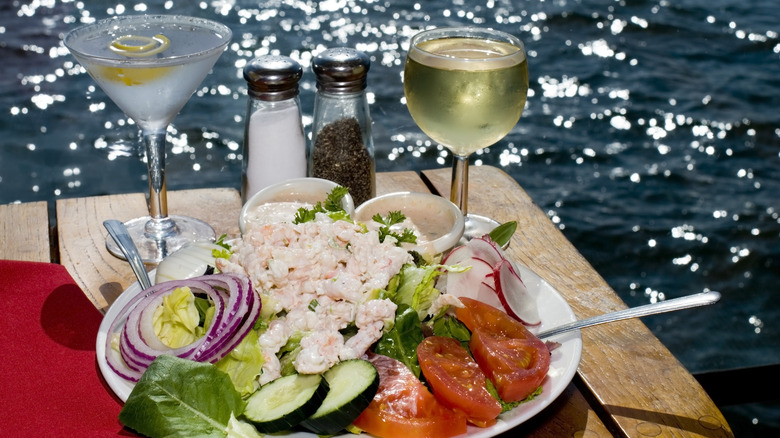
142,130,176,240
450,154,470,215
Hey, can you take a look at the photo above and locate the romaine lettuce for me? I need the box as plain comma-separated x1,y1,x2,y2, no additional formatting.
432,314,471,350
388,264,450,320
119,355,246,438
375,304,424,377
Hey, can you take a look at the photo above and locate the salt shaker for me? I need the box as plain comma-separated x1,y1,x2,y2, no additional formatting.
310,48,376,206
242,55,306,203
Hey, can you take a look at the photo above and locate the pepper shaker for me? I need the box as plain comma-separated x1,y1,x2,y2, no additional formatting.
309,48,376,206
242,55,307,203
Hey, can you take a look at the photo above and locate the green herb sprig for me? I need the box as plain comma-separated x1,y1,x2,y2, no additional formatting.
293,186,351,224
372,211,417,245
488,221,517,248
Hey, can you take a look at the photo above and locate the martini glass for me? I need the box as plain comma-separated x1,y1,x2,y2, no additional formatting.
64,15,232,263
404,27,528,241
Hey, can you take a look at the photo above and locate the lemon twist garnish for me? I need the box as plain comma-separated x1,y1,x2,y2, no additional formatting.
109,34,170,57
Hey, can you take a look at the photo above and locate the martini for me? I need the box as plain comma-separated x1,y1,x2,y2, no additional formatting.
64,15,232,263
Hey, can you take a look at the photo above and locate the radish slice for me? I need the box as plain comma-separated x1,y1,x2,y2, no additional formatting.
441,242,472,265
494,260,541,325
442,236,542,325
445,257,490,289
461,236,504,267
441,256,504,311
476,281,504,311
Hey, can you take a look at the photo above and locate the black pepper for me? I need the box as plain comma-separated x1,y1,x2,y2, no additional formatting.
311,117,375,205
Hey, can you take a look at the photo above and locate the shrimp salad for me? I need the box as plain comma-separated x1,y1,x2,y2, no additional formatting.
112,191,546,438
217,210,425,385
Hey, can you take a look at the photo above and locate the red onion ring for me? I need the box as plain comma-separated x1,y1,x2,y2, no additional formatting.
104,273,260,382
196,274,259,361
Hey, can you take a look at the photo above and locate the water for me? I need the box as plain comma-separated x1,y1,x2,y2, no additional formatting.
2,0,778,434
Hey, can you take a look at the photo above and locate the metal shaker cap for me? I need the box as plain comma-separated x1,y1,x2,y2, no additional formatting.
243,55,303,101
312,48,370,93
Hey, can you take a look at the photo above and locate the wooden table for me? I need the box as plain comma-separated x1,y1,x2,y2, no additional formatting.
1,166,733,437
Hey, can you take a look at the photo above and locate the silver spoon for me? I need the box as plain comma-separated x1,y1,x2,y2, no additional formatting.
535,290,721,339
104,220,153,290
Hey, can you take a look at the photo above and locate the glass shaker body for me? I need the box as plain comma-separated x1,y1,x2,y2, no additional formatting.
242,56,306,203
309,48,376,206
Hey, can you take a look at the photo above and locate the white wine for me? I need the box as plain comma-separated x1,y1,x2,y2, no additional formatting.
404,37,528,156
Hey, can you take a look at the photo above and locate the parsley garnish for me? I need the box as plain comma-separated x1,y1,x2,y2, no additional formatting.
293,207,318,224
292,186,352,224
324,186,350,212
372,211,418,245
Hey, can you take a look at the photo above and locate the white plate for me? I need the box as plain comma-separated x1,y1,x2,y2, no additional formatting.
96,264,582,437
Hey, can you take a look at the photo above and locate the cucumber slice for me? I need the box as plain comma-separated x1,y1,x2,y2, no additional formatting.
242,373,328,433
301,359,380,435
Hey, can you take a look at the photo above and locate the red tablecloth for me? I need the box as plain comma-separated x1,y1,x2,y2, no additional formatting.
0,260,131,437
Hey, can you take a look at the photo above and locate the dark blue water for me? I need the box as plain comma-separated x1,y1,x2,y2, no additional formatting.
2,0,778,434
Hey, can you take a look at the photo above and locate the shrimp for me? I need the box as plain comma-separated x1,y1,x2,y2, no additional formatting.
286,305,323,332
320,275,363,302
428,293,464,316
355,299,397,328
258,319,291,355
313,298,355,331
258,351,281,385
255,311,291,385
214,256,246,277
294,330,344,374
340,299,397,360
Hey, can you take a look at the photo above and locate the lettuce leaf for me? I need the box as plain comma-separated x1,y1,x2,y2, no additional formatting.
212,234,233,262
390,263,452,321
278,331,304,376
153,286,203,348
194,296,215,327
486,379,543,413
119,355,245,438
226,413,263,438
432,314,471,350
375,304,424,377
215,329,265,396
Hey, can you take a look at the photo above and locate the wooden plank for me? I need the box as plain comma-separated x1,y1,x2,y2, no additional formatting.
423,165,733,437
504,380,613,437
56,188,241,313
0,201,50,263
375,170,432,195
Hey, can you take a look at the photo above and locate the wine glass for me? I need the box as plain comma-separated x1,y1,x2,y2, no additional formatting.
404,27,529,241
64,15,232,263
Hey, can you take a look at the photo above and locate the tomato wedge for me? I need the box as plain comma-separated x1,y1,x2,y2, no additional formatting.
352,353,467,438
418,336,502,427
455,297,550,402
